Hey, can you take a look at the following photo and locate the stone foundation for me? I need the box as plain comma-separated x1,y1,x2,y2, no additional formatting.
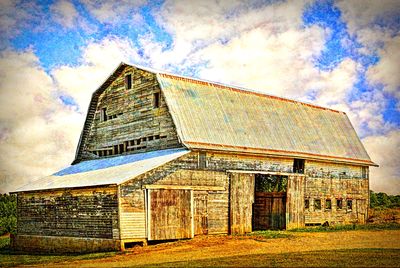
11,234,121,253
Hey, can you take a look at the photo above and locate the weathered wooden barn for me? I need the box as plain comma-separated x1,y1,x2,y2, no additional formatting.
12,63,377,252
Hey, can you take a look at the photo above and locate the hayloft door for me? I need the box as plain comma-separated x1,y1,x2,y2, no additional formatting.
229,173,255,234
146,189,194,240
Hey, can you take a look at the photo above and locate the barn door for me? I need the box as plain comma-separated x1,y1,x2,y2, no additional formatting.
194,191,208,235
147,189,193,241
356,199,367,224
253,192,286,230
229,173,255,234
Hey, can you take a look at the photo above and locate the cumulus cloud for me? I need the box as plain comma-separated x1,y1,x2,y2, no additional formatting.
335,0,400,35
366,35,400,101
50,0,79,28
82,0,146,25
52,36,142,110
0,0,43,47
363,130,400,194
0,50,83,193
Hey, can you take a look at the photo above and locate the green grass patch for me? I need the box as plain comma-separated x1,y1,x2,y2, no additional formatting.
243,230,293,240
146,248,400,267
289,223,400,233
0,236,118,267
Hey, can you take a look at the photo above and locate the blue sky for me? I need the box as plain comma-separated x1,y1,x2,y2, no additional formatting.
0,0,399,194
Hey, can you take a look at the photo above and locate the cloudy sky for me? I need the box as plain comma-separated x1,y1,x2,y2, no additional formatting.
0,0,399,194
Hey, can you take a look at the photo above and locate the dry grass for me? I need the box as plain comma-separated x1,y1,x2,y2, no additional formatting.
2,227,400,267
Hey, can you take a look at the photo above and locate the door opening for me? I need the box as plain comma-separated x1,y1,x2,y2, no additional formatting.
252,174,287,230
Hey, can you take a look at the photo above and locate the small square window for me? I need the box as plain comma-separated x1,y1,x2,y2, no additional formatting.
314,199,321,210
347,200,353,210
336,199,343,210
325,199,332,210
305,199,310,210
293,159,305,174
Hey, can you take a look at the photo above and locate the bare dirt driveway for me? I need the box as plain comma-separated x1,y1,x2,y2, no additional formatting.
26,230,400,267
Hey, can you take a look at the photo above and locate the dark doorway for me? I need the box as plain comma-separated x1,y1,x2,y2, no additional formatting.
252,174,287,230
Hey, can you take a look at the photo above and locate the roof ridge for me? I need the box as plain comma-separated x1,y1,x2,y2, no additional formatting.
157,72,343,114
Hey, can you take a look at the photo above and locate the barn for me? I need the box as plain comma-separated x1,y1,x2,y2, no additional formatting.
12,63,377,253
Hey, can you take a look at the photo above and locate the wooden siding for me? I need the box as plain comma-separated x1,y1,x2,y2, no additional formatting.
229,173,254,234
116,150,369,241
148,189,193,240
119,189,146,239
17,186,119,239
82,66,180,160
286,175,305,229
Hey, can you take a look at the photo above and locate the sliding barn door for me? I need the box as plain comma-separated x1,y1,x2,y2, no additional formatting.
147,189,193,240
229,173,255,234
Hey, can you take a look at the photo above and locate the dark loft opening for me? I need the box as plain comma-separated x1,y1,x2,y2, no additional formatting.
293,159,305,173
153,92,160,108
125,74,132,89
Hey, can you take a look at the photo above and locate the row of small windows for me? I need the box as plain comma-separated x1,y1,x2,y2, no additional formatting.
91,134,168,157
304,198,353,211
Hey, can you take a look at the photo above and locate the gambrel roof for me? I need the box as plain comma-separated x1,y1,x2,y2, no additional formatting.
75,62,376,167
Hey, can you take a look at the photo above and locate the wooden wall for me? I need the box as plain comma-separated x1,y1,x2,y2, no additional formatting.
17,186,119,239
118,151,369,241
82,66,180,160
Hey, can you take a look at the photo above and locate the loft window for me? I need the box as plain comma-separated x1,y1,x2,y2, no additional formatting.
347,199,353,210
325,199,332,210
198,151,207,169
314,199,321,210
304,199,310,210
101,108,107,122
293,159,305,173
336,198,343,210
153,92,160,108
125,74,132,89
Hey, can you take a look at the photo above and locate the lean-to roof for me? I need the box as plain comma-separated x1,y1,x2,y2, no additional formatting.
15,148,189,192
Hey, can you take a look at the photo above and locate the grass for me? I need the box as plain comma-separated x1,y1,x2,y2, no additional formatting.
242,230,293,240
0,236,119,267
289,222,400,233
147,248,400,267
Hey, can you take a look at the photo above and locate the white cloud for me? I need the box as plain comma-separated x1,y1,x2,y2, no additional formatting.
0,0,43,46
82,0,146,25
363,130,400,195
50,0,79,28
52,36,142,110
0,49,83,193
366,35,400,100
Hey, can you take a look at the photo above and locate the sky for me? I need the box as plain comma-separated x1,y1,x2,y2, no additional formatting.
0,0,399,194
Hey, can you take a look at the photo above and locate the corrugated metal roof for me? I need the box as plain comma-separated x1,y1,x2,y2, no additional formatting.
157,73,375,166
15,148,189,192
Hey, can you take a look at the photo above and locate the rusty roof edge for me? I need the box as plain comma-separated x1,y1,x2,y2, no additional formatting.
186,141,379,167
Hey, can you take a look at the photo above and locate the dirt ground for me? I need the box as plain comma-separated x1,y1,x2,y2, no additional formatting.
26,230,400,267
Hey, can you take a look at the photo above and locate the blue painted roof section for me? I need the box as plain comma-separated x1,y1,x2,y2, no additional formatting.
54,148,187,176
